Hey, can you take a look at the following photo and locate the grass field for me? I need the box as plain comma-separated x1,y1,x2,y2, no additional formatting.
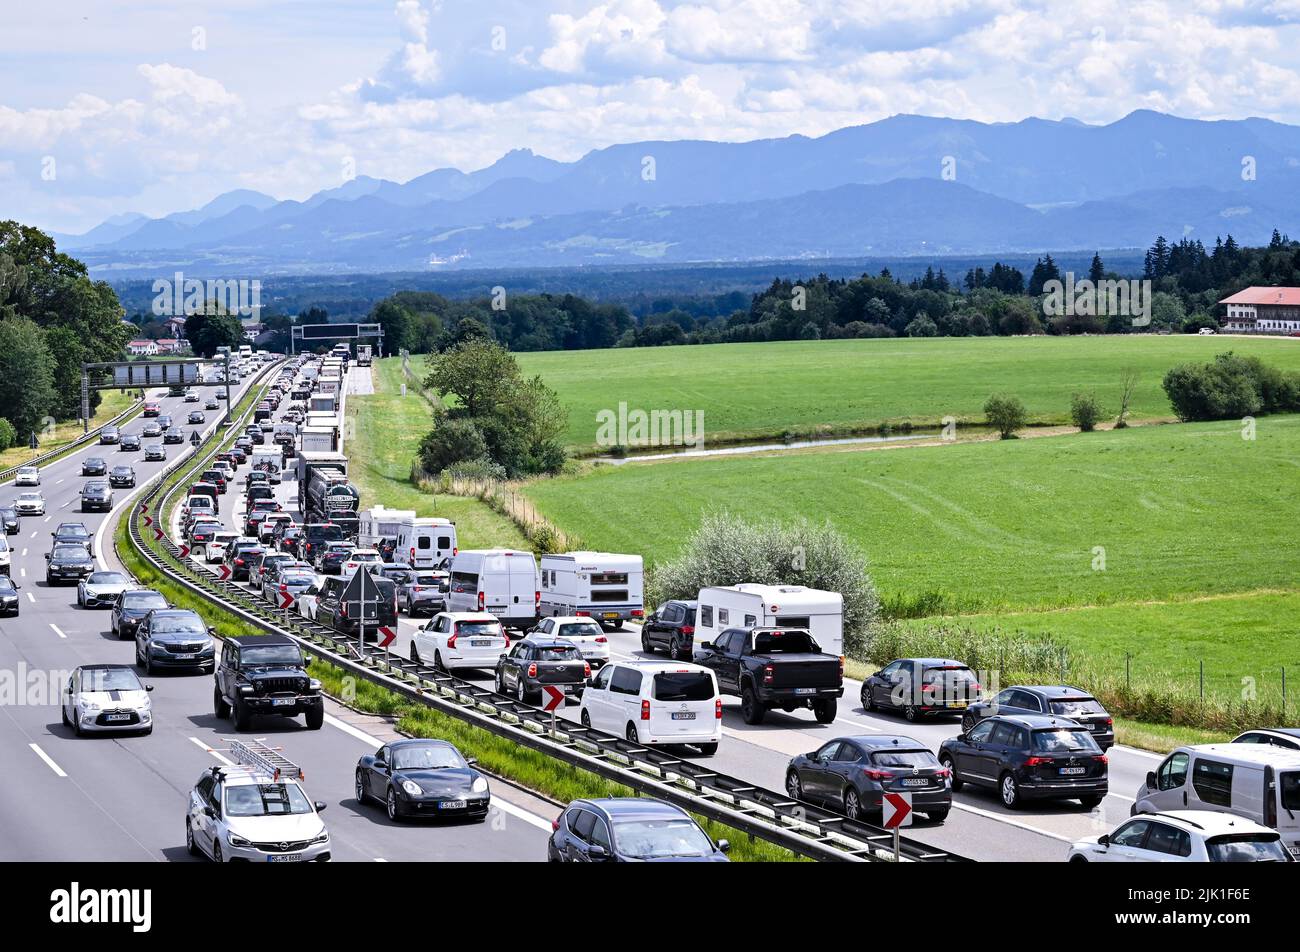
0,388,136,471
514,335,1300,451
346,359,528,550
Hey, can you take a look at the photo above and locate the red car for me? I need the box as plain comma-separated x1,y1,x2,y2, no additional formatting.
142,403,161,417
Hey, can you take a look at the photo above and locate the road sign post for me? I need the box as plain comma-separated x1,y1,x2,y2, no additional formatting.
882,791,913,862
341,567,384,660
541,685,565,732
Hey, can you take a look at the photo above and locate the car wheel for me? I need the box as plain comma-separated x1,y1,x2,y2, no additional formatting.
305,706,323,730
494,670,504,693
233,700,251,731
61,704,70,728
813,698,837,724
410,642,421,664
434,650,446,673
625,722,640,744
786,771,804,801
143,652,154,676
515,677,527,704
640,628,652,653
1068,855,1089,864
843,787,862,820
940,755,963,791
668,637,680,660
355,771,370,805
861,685,875,712
185,820,198,856
212,841,223,864
740,686,765,725
903,705,919,723
697,742,718,756
76,590,83,607
926,809,950,823
213,687,231,719
387,787,401,822
1078,796,1103,810
999,773,1021,809
580,710,591,728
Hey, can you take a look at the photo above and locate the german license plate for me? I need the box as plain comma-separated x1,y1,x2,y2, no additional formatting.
603,612,619,619
440,800,466,810
902,778,929,787
1060,766,1086,776
471,639,492,647
794,687,816,696
267,853,303,863
272,698,295,707
105,713,131,722
949,701,968,709
672,712,696,720
174,654,195,660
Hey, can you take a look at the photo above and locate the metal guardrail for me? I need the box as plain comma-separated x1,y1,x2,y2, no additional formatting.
123,364,971,864
0,396,144,484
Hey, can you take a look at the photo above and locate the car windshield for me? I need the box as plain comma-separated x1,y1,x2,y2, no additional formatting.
653,672,715,701
224,782,314,817
124,592,168,610
240,644,302,666
455,621,503,637
87,572,128,585
1049,697,1105,716
1206,834,1290,863
391,744,466,770
1032,729,1100,753
613,818,714,859
152,614,206,635
557,622,603,638
57,526,89,538
535,643,584,660
871,749,940,768
19,493,40,501
81,668,143,692
0,577,16,593
53,544,88,559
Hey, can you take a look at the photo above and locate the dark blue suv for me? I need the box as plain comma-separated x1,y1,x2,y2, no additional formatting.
548,797,730,862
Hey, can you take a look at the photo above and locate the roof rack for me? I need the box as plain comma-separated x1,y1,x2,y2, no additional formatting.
222,739,305,782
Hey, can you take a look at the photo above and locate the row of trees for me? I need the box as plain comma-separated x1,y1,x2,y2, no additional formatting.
0,222,132,439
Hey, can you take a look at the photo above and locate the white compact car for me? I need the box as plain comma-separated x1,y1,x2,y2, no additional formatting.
61,664,153,736
531,615,611,666
14,491,45,516
1068,810,1293,863
185,743,330,863
580,661,721,755
411,612,510,671
206,531,241,563
340,548,384,577
13,466,40,486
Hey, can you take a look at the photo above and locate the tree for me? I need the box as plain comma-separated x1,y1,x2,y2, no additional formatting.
0,318,56,439
425,337,518,417
417,418,489,473
1088,253,1105,284
984,393,1027,439
1115,369,1138,428
185,308,245,358
45,326,89,420
1070,392,1102,432
0,419,14,452
904,314,938,337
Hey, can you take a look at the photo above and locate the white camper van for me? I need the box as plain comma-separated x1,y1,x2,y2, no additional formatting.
539,551,644,630
357,506,417,550
694,584,844,658
395,517,458,569
446,549,539,629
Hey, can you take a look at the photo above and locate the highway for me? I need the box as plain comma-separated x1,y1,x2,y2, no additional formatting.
176,364,1162,864
0,365,551,862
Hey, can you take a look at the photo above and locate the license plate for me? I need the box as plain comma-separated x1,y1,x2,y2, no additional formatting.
172,654,195,660
471,639,492,647
794,687,816,696
1059,766,1086,776
440,800,466,810
602,612,619,619
902,778,929,787
672,712,696,720
105,713,131,722
949,701,968,709
267,853,303,863
272,698,295,707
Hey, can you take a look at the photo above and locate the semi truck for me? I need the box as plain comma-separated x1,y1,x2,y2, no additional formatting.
297,451,359,536
357,344,373,366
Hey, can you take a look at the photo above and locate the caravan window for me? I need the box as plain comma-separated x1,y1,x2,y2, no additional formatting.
775,615,811,629
1192,759,1234,807
591,572,628,585
717,608,729,625
699,605,713,628
744,614,757,627
590,589,628,603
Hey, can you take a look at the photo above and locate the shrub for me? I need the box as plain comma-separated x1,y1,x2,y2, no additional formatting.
444,456,507,482
983,393,1027,439
904,314,938,337
1070,392,1102,432
646,511,881,656
417,418,488,473
0,418,15,452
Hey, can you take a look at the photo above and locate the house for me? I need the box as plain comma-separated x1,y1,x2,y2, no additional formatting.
1219,287,1300,334
155,338,190,355
126,340,159,357
163,316,188,339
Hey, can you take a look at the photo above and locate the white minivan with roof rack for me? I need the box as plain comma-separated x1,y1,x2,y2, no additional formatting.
539,551,644,630
446,549,538,630
1134,743,1300,859
695,584,844,659
579,660,722,755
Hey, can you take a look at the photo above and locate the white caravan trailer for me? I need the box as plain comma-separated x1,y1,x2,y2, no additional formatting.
357,506,417,549
394,517,458,569
446,549,539,629
694,584,844,658
539,551,644,630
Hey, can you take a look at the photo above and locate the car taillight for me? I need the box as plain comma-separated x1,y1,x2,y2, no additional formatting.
763,663,774,685
1097,755,1109,764
1024,756,1051,767
715,697,723,719
594,636,607,644
448,632,457,649
581,662,591,678
640,699,650,721
477,591,485,611
234,558,244,565
527,663,537,678
839,656,845,677
631,608,644,618
575,610,589,616
863,768,894,781
535,590,540,608
680,625,695,635
934,767,951,779
552,816,561,832
410,547,415,562
452,547,458,556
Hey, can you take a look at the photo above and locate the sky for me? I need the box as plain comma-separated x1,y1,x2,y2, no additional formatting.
4,0,1300,234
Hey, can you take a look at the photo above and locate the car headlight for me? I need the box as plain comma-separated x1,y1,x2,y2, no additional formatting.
310,831,329,845
79,699,101,712
471,777,489,794
308,679,321,691
227,832,251,848
401,780,422,797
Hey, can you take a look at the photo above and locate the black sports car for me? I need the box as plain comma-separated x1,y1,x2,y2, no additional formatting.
355,739,490,822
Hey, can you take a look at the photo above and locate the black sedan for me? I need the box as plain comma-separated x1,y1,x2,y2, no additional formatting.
938,714,1108,810
187,410,206,424
0,575,20,616
109,465,136,488
355,739,490,822
786,735,952,823
111,588,169,639
548,797,730,863
119,433,141,451
495,636,589,704
860,657,982,722
0,507,18,535
163,429,184,445
960,685,1114,751
81,456,108,477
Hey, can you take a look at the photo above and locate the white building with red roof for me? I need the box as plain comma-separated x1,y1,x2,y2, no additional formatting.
1219,287,1300,334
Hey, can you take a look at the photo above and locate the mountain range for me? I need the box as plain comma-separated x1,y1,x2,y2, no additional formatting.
53,110,1300,276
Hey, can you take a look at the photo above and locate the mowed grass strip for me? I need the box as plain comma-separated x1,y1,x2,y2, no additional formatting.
0,387,136,471
524,413,1300,615
515,335,1300,451
347,359,529,550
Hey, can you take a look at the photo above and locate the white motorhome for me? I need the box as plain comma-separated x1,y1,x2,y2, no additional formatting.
539,552,644,630
357,506,417,549
694,584,844,658
250,447,284,483
446,549,538,629
395,517,458,568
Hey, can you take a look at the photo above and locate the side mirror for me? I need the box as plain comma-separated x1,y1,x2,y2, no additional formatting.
466,757,478,766
373,758,387,770
1097,834,1110,847
717,839,731,854
44,553,50,561
699,641,713,651
587,844,610,861
957,732,968,743
145,684,154,692
314,801,327,813
1146,771,1157,790
207,626,217,635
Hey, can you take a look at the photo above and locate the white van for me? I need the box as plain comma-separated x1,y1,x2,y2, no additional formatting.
1134,743,1300,859
579,661,721,755
357,506,417,549
395,517,458,569
539,552,644,629
695,584,844,658
446,549,538,629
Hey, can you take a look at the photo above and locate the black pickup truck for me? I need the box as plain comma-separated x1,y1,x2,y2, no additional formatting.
213,634,323,731
694,627,843,725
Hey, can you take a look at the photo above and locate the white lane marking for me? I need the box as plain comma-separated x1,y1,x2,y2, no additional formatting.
190,736,234,765
373,857,388,862
18,568,24,578
950,801,1074,842
20,548,26,557
49,624,67,640
43,516,50,523
26,592,34,603
28,532,35,539
29,743,67,777
322,713,554,832
54,479,64,485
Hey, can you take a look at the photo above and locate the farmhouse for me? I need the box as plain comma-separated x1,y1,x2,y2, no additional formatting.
1219,287,1300,334
126,339,159,356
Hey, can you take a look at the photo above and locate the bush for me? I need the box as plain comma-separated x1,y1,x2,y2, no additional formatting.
1070,392,1102,432
0,418,15,452
417,418,488,473
444,456,507,482
646,511,881,656
983,393,1027,439
904,315,938,337
1162,352,1268,421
